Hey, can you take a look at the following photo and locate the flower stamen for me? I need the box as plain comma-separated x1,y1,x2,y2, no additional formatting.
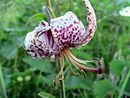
64,49,95,64
63,49,103,74
63,52,80,76
80,69,88,78
65,56,80,76
63,51,89,77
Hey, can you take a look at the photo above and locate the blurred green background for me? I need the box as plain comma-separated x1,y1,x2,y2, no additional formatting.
0,0,130,98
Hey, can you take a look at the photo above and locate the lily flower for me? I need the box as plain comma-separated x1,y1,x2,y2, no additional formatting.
24,0,103,77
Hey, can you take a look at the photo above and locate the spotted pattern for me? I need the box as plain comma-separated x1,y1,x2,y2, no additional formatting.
24,21,59,59
24,0,97,59
79,0,97,46
50,11,85,48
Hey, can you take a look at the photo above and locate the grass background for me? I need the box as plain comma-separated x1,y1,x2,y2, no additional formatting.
0,0,130,98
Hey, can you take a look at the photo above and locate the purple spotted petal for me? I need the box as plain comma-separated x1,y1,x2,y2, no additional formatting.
24,0,97,59
50,0,97,48
78,0,97,46
50,11,85,48
24,21,59,59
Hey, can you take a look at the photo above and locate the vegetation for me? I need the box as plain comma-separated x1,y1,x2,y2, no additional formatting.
0,0,130,98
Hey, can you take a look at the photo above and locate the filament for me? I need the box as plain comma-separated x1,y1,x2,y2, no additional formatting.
63,50,103,74
63,52,80,76
65,55,80,76
64,49,94,64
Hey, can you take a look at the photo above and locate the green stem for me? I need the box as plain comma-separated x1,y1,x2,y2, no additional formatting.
59,75,65,98
45,1,65,98
45,0,52,9
45,0,56,18
48,8,56,18
0,63,7,98
118,68,130,98
57,56,66,98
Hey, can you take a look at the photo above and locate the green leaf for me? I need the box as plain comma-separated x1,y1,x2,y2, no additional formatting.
34,73,55,86
38,91,56,98
0,36,23,59
93,79,113,98
123,49,130,56
0,45,16,59
22,57,53,73
65,76,93,90
127,61,130,67
110,60,125,76
124,77,130,96
25,13,46,26
72,49,92,60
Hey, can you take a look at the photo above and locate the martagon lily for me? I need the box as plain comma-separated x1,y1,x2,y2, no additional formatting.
24,0,103,78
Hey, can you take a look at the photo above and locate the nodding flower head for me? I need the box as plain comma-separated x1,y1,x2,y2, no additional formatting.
24,0,103,76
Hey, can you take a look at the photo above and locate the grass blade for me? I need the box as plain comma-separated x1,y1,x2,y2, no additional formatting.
0,63,7,98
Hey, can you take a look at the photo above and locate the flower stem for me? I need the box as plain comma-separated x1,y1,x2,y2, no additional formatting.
45,0,52,9
45,0,56,18
58,54,66,98
118,68,130,98
59,75,65,98
45,1,65,98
